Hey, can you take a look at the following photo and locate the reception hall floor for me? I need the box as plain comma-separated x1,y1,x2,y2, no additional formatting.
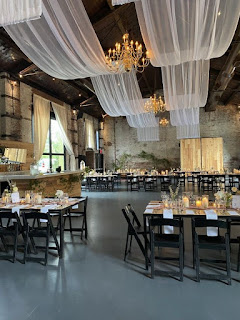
0,187,240,320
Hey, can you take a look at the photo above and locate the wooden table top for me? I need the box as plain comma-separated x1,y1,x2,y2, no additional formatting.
144,201,240,218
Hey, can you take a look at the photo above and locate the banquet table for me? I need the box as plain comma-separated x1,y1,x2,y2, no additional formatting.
0,197,85,258
143,201,240,269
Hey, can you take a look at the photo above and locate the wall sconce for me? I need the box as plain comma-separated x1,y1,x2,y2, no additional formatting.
100,121,104,130
72,107,78,116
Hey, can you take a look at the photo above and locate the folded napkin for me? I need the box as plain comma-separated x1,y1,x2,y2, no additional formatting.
185,210,195,215
146,204,162,209
205,209,218,237
144,208,153,214
163,209,173,234
11,205,28,216
228,210,239,216
72,204,79,209
40,204,58,222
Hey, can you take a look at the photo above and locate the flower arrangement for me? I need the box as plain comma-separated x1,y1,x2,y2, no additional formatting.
214,190,232,207
169,182,180,201
55,190,64,199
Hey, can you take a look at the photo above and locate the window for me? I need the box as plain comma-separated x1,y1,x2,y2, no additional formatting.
38,117,66,173
85,118,96,150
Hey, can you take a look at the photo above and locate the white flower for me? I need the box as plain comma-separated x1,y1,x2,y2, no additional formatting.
55,190,64,198
214,190,225,200
12,187,18,192
232,187,238,193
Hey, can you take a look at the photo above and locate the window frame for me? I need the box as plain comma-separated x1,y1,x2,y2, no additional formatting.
42,112,66,170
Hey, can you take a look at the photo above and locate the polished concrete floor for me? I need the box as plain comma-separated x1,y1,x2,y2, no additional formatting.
0,184,240,320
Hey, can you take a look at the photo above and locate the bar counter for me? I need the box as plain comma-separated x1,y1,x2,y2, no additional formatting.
0,170,82,197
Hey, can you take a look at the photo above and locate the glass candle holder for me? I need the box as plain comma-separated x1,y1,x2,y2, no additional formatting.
195,197,202,208
25,190,31,204
202,195,209,208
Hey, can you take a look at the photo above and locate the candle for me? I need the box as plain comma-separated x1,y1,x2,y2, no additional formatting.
213,202,216,208
37,194,42,204
183,196,190,208
196,200,202,208
25,193,30,204
202,196,209,208
2,196,6,203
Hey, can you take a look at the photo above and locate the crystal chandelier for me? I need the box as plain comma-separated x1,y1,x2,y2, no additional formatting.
159,118,169,127
105,33,150,73
144,94,166,114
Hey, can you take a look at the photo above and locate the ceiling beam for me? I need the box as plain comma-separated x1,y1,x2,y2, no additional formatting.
206,22,240,111
106,0,126,34
224,85,240,105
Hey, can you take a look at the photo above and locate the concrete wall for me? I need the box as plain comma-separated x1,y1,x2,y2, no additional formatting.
102,105,240,171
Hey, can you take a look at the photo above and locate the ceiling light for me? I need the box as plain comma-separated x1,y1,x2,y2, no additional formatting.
144,94,166,114
159,118,169,127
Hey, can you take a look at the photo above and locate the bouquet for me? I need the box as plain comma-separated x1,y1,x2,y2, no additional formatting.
55,190,64,199
169,182,180,201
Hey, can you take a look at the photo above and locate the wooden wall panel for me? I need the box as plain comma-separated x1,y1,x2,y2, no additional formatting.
201,138,223,171
0,140,34,170
180,139,201,171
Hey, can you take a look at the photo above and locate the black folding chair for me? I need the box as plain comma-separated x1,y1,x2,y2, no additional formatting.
192,218,231,284
22,211,60,265
0,210,23,263
63,197,88,240
122,207,147,261
149,217,184,281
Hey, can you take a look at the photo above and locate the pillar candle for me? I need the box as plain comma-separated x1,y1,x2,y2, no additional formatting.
196,200,202,208
25,193,30,204
202,196,209,208
183,196,189,208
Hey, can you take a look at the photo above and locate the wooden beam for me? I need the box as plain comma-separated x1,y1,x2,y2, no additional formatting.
106,0,126,35
32,88,64,106
224,84,240,105
206,22,240,111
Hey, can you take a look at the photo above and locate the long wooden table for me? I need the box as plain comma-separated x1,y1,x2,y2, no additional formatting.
0,197,86,258
143,201,240,269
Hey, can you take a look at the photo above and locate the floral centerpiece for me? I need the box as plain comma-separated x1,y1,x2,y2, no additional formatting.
55,190,64,199
214,190,232,208
169,182,180,201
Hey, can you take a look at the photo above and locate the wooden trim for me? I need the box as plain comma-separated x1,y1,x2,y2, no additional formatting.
32,88,64,106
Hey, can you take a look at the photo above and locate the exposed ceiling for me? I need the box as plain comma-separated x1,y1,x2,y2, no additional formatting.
0,1,240,119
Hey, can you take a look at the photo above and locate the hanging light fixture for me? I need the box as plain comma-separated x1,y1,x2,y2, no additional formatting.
159,118,169,127
144,94,166,114
105,33,150,73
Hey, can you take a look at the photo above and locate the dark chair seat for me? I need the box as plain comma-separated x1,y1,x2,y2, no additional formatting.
154,233,180,247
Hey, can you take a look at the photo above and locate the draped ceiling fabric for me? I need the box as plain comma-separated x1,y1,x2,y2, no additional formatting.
176,124,200,140
137,127,159,142
162,60,209,110
170,108,199,127
127,112,159,128
112,0,139,5
91,71,145,116
135,0,240,67
33,94,50,162
5,0,110,79
52,103,76,171
0,0,42,27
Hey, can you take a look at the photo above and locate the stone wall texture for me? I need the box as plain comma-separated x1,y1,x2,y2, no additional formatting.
102,105,240,171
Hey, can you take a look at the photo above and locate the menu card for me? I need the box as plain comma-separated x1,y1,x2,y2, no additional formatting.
232,195,240,209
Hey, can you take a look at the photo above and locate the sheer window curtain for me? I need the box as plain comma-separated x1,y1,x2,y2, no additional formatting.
85,119,96,150
0,0,42,27
137,127,159,142
33,94,50,162
52,103,76,171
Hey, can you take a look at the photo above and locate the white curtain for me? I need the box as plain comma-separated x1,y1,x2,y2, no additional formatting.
137,127,159,142
112,0,138,5
135,0,240,67
176,124,200,140
91,71,145,116
162,60,209,110
170,108,199,127
52,103,76,171
33,95,50,162
5,0,109,79
0,0,42,27
85,119,96,150
127,112,159,128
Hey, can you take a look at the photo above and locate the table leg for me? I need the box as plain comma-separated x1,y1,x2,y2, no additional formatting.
144,216,149,270
59,209,64,258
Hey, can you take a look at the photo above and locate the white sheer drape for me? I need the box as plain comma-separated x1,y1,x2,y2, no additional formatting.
176,124,200,140
112,0,137,5
33,95,50,162
162,60,209,110
127,112,159,128
170,108,199,127
135,0,240,67
0,0,42,27
85,119,96,150
137,127,159,141
5,0,109,79
52,103,76,171
91,71,145,116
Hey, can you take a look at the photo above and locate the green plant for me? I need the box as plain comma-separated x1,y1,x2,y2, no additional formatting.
60,173,84,192
112,153,132,171
138,151,171,171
